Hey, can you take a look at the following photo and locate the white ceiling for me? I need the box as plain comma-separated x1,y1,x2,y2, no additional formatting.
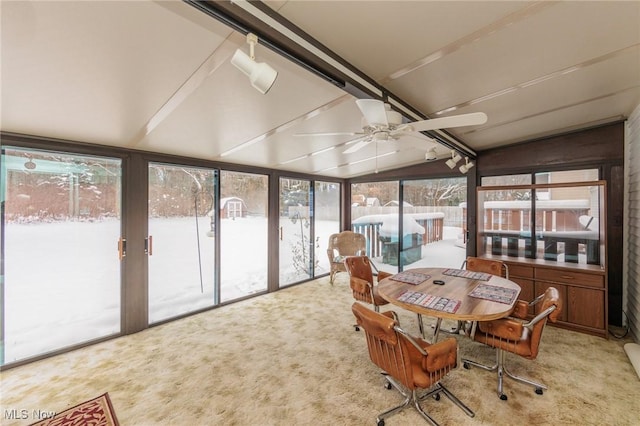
2,1,639,178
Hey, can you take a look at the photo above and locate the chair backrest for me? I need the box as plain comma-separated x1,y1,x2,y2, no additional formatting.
351,302,456,391
464,256,509,279
528,287,562,358
344,256,375,304
351,302,414,389
327,231,366,259
344,255,374,284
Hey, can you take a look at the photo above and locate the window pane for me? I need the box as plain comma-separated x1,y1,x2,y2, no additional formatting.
280,178,312,285
535,183,604,266
535,169,599,184
481,174,531,186
351,181,399,273
148,163,216,323
2,147,121,364
314,181,340,277
477,186,533,258
402,178,467,268
220,171,268,302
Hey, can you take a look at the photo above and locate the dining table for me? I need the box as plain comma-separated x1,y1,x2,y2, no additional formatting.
377,267,521,342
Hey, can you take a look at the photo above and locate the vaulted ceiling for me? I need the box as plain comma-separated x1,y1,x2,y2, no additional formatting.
2,1,639,178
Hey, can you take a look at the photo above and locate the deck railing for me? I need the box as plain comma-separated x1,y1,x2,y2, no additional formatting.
352,213,444,259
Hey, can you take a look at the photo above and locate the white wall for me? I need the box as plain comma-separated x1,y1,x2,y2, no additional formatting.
625,103,640,342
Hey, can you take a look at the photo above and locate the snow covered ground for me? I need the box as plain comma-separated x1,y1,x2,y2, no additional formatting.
2,217,463,363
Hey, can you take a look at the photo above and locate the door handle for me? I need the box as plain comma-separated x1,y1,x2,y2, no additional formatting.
280,226,283,241
118,237,126,260
145,235,153,256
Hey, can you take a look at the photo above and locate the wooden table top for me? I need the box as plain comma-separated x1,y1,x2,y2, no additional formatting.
377,267,521,321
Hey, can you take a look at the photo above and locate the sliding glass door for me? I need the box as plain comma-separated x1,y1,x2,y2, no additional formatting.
148,163,217,323
219,170,268,302
279,178,313,286
1,147,122,364
314,181,340,277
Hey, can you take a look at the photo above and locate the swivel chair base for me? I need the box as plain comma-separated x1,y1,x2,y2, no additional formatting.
377,373,475,426
462,349,546,400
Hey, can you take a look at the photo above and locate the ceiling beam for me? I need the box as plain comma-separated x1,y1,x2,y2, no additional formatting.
185,0,477,158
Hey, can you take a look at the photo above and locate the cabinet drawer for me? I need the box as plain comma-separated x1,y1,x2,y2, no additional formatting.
535,268,604,288
508,264,533,278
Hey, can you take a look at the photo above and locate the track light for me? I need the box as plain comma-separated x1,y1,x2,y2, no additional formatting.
445,150,462,169
425,147,437,162
459,157,475,174
231,33,278,94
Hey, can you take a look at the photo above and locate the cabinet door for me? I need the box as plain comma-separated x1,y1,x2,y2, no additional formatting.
535,281,568,322
567,287,605,329
512,278,535,315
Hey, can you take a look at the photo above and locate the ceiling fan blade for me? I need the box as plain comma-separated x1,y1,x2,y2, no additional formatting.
409,112,488,132
356,99,388,126
294,131,362,137
343,139,371,154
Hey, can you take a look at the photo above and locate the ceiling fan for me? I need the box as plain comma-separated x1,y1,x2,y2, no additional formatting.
296,99,487,154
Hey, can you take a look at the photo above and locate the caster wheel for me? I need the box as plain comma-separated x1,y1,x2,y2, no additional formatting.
499,394,508,401
535,388,543,395
433,394,441,401
463,362,470,369
354,326,360,331
384,381,392,390
377,419,385,426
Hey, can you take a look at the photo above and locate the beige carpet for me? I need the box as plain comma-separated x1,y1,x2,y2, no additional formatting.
2,276,639,425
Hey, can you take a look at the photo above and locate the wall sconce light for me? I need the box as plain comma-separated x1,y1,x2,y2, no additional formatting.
425,147,437,162
231,33,278,94
459,157,475,174
445,150,462,169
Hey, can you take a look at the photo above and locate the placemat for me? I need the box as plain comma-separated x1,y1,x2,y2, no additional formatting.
468,283,518,304
390,271,431,285
397,290,461,313
442,268,492,281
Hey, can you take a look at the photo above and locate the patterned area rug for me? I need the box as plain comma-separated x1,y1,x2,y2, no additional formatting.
29,393,118,426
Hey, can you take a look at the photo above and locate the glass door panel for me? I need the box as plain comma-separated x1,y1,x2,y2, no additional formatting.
219,171,268,302
1,147,121,364
148,163,216,323
314,181,340,277
279,178,312,286
350,181,399,274
402,178,467,269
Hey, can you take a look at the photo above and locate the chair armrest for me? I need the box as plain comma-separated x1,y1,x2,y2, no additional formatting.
511,300,529,319
394,326,428,356
350,276,372,294
528,293,545,307
377,271,392,281
523,305,557,327
423,337,457,372
478,318,524,341
381,310,399,323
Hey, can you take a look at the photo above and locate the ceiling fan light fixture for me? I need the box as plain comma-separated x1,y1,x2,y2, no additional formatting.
459,157,475,174
445,151,462,169
231,33,278,94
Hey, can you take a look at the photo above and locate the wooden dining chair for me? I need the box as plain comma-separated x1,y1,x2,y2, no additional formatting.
352,302,474,426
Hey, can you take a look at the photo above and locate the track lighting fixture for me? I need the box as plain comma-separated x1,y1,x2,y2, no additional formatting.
459,157,475,174
231,33,278,94
425,147,437,162
445,150,462,169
